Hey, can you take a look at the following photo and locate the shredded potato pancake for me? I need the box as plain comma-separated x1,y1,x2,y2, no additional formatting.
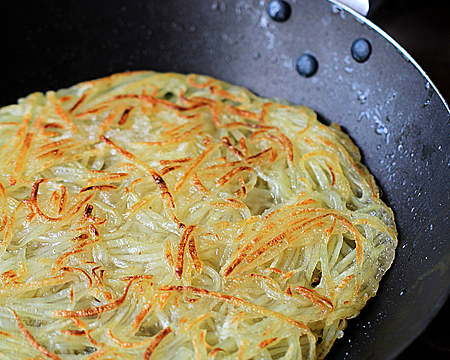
0,71,397,359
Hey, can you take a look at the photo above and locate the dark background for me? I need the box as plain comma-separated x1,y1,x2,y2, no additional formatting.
373,1,450,358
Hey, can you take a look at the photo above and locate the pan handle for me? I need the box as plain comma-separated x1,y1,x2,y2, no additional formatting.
332,0,386,16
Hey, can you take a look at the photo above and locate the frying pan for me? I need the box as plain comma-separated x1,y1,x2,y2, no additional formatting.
4,0,450,359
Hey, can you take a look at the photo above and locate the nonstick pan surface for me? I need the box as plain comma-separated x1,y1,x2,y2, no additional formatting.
4,1,450,359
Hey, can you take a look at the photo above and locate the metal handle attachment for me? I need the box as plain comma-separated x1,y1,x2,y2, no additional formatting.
334,0,368,16
332,0,385,16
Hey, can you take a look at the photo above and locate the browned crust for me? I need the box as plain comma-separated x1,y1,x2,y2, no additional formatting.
142,327,172,360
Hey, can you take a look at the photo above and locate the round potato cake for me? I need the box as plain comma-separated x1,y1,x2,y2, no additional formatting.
0,72,396,359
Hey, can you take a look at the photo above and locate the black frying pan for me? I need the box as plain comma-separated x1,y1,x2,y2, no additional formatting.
5,1,450,359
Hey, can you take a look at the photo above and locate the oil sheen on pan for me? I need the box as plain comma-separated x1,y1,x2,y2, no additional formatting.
0,71,397,359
